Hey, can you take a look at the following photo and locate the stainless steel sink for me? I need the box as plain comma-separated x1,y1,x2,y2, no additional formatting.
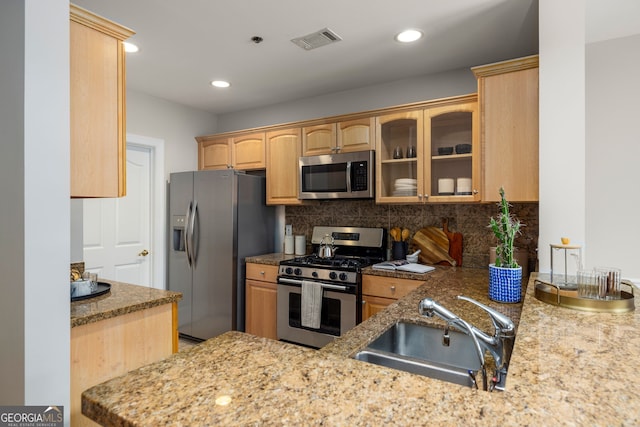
353,322,483,388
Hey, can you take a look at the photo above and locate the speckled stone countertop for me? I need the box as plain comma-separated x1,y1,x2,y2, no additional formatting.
71,280,182,328
246,252,298,266
82,268,640,426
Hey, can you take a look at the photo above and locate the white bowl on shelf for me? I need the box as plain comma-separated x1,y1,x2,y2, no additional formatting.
395,178,417,185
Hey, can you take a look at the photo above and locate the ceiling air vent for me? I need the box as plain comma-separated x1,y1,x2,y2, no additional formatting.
291,28,342,50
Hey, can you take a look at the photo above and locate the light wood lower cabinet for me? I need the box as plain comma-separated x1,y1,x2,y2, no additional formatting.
70,302,177,427
361,275,424,321
245,263,278,339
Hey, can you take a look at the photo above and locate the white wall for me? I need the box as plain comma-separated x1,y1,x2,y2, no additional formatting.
586,33,640,280
126,90,218,180
538,0,586,274
217,67,477,133
70,90,219,264
539,1,640,282
0,0,70,418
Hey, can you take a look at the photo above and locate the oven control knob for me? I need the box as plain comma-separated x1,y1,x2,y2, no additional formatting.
339,273,348,281
312,271,318,278
294,268,302,276
285,267,293,275
329,272,337,280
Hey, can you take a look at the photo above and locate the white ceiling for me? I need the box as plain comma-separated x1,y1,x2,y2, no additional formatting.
70,0,640,116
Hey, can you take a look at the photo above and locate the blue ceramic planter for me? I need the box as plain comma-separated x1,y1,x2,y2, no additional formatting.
489,264,522,303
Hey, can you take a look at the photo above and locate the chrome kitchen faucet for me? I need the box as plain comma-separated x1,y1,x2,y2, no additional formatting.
418,295,516,391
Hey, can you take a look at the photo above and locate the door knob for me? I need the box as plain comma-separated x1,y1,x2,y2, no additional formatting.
138,249,149,256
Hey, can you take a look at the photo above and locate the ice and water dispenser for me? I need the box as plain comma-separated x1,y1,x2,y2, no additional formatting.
172,215,186,252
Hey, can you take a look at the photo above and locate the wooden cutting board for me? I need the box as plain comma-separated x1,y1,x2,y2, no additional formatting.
419,226,449,252
442,218,463,266
412,228,457,266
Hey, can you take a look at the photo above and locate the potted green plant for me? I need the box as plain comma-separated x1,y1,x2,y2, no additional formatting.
488,187,523,303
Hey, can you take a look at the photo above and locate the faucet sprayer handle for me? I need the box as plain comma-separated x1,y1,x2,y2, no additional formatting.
457,296,515,337
419,298,458,320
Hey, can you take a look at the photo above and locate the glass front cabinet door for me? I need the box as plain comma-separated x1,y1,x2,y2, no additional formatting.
424,99,479,203
375,110,424,203
375,96,479,204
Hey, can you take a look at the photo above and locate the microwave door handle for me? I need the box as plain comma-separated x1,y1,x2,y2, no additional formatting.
346,161,352,192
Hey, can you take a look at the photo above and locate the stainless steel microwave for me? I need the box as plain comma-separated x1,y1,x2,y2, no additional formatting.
299,150,374,199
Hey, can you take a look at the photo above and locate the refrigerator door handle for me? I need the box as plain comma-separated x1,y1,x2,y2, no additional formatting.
185,201,193,268
188,200,198,265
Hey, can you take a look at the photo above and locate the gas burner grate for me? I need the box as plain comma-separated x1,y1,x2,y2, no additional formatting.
283,255,383,271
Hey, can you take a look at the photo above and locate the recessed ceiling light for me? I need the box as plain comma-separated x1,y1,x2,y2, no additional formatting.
211,80,231,88
123,42,139,53
395,29,423,43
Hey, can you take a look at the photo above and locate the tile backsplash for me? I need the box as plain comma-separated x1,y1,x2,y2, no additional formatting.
285,200,538,271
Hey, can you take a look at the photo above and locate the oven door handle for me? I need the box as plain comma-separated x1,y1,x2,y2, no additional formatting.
278,277,348,291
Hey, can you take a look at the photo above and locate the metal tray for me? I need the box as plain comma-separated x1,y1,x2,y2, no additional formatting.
71,282,111,302
534,278,635,313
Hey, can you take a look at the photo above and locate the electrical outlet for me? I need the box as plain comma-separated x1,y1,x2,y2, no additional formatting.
285,224,293,236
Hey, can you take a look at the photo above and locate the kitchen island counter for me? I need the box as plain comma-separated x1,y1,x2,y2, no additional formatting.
71,279,182,328
71,280,182,426
82,269,640,426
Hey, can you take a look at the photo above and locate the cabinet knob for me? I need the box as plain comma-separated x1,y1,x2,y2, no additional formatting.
260,271,265,275
390,285,396,293
473,189,478,194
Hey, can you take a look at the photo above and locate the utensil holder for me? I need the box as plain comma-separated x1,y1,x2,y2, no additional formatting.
392,241,407,261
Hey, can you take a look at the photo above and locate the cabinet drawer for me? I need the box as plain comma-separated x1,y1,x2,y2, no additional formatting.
362,275,424,300
246,263,278,283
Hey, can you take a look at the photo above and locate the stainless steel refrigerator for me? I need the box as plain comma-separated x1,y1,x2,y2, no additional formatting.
168,170,275,341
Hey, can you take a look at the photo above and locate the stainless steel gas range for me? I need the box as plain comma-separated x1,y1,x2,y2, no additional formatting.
277,226,386,348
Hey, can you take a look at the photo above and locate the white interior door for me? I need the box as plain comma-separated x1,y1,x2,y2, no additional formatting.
83,145,152,286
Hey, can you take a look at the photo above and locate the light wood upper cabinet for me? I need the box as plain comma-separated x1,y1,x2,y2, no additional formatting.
424,100,480,203
473,55,539,202
198,136,231,170
197,132,265,170
302,123,337,156
375,95,478,204
375,109,425,204
70,4,134,198
265,127,303,205
232,132,266,170
302,118,374,156
338,117,375,153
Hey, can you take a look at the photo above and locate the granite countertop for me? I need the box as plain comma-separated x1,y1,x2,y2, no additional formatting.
71,280,182,328
82,268,640,426
246,252,299,266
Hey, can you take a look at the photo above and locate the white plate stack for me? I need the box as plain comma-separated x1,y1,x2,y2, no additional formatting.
393,178,417,196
